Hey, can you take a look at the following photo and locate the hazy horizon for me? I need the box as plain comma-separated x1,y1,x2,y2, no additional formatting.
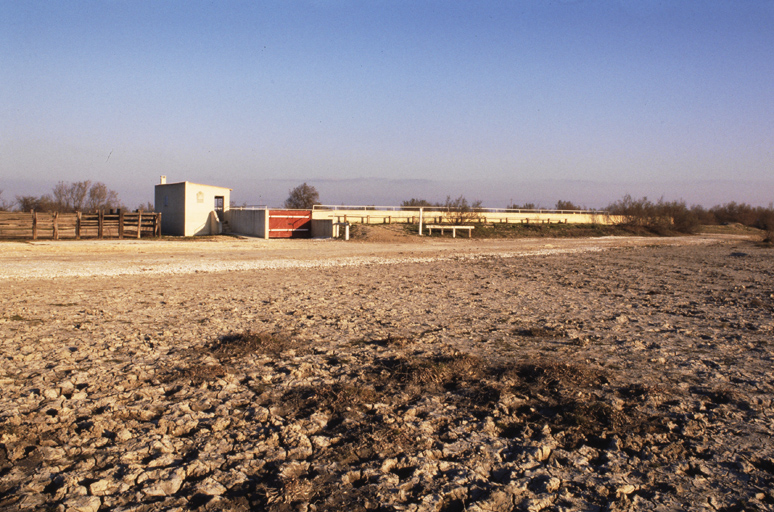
3,175,772,212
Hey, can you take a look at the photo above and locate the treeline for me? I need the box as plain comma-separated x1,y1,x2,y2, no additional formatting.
1,181,128,213
401,194,774,235
606,195,774,235
403,197,586,211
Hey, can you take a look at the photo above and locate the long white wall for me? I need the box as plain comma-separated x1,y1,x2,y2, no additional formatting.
312,208,617,225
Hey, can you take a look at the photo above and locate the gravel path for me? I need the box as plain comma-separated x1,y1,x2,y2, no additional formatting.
0,235,736,280
1,234,772,511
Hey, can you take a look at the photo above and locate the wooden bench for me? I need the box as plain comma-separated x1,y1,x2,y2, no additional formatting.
425,224,474,238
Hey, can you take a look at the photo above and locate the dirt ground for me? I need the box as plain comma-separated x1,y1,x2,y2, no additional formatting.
1,232,772,511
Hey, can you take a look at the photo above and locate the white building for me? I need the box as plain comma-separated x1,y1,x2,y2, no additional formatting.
154,177,231,236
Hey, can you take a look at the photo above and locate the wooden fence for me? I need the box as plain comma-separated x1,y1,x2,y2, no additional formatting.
0,211,162,240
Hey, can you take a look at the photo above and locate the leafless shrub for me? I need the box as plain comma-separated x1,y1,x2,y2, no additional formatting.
15,194,56,212
15,181,121,213
509,202,539,209
606,194,699,234
443,195,483,225
135,201,155,212
400,198,435,208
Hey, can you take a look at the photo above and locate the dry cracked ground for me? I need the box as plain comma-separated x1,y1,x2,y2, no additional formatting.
1,234,773,511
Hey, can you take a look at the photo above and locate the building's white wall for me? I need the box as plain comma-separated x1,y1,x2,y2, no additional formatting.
155,183,187,236
184,183,231,236
155,182,231,236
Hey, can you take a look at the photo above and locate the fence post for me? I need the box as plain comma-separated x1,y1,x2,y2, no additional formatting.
98,210,104,239
75,211,81,239
32,211,37,240
137,211,143,239
53,212,59,240
118,211,124,239
155,213,161,237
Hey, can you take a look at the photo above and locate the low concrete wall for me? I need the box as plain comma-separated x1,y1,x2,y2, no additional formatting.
313,208,616,225
227,209,268,238
311,219,333,238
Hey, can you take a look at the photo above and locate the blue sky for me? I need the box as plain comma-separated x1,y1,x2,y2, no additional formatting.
2,0,772,208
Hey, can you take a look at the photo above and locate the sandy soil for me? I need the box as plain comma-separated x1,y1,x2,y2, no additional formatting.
1,233,772,511
0,233,747,280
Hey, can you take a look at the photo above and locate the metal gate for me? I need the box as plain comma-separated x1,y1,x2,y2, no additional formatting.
268,210,312,238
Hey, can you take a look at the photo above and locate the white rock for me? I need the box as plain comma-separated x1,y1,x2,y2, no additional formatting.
143,469,185,497
197,477,227,496
88,479,110,496
64,495,101,512
532,445,551,462
116,429,132,442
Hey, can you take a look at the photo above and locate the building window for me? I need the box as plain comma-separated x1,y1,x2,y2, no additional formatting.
164,195,168,207
197,192,204,203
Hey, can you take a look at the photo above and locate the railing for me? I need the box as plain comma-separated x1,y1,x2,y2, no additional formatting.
0,211,162,240
313,204,606,215
229,205,268,210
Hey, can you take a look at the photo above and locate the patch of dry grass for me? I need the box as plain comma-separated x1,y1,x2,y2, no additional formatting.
210,330,307,361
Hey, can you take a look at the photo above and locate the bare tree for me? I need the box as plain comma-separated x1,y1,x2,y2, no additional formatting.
555,200,581,211
85,182,120,211
0,190,10,211
51,182,71,211
284,183,320,209
135,201,155,212
52,180,91,212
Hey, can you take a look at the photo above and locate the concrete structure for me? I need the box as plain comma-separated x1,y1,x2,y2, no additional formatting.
154,177,231,236
312,205,618,226
228,209,334,239
312,219,335,239
228,209,269,239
